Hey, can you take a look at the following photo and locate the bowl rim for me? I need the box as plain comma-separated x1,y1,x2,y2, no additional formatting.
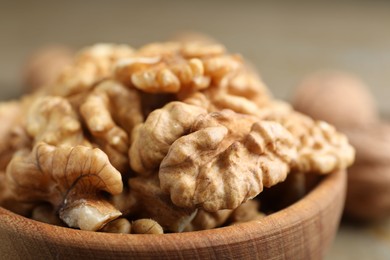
0,170,346,253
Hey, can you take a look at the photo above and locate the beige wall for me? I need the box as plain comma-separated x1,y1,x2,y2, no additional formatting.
1,0,390,111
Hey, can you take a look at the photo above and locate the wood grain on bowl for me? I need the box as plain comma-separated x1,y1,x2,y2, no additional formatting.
0,170,346,260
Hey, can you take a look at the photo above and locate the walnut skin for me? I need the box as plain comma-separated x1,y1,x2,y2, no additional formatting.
115,42,244,94
260,103,355,174
126,176,197,233
0,40,357,233
160,109,297,212
131,219,164,234
23,45,73,93
4,142,123,231
130,101,206,175
292,70,378,127
100,218,131,234
80,80,143,173
50,44,134,97
27,96,89,147
0,101,31,170
183,209,232,232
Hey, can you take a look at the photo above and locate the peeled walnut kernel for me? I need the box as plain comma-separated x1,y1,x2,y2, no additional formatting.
160,109,297,211
131,219,164,234
4,142,123,231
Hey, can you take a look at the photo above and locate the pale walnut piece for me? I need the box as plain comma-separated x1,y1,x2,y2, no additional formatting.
80,80,143,173
23,45,73,93
160,109,297,212
27,96,89,147
4,142,123,231
115,42,243,94
49,44,134,97
100,218,131,234
131,219,164,234
130,101,207,175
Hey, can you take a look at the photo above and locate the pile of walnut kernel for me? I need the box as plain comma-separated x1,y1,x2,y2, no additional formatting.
0,42,355,234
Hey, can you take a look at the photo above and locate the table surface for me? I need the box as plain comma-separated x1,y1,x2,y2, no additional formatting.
1,1,390,259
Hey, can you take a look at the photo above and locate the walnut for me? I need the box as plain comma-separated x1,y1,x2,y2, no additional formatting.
183,209,232,232
26,96,89,147
124,176,197,233
100,218,131,234
256,101,355,174
50,44,134,97
292,71,378,127
131,219,164,234
31,204,64,226
115,42,242,94
80,80,143,173
226,200,264,225
4,142,123,231
0,101,31,170
23,45,73,93
160,109,297,212
130,101,206,175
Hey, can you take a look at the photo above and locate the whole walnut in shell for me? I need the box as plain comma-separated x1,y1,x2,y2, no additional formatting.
292,70,378,127
293,71,389,221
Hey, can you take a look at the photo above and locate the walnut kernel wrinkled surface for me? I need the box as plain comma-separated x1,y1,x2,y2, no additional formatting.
5,143,123,230
0,39,355,233
160,109,297,211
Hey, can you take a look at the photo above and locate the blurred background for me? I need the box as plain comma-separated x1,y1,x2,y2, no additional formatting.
1,0,389,258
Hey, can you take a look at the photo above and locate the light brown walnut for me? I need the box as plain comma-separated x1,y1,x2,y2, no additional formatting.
115,42,243,94
131,219,164,234
226,200,264,225
183,209,232,232
267,109,355,174
80,80,143,173
125,176,197,233
0,101,31,170
4,142,123,231
27,96,89,147
23,45,73,93
100,218,131,234
50,44,134,97
293,71,378,127
130,101,206,175
31,204,65,226
160,109,297,212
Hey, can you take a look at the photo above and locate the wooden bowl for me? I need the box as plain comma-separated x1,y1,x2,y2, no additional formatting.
0,170,346,260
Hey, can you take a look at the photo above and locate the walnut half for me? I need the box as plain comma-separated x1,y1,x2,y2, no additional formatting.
4,142,123,231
